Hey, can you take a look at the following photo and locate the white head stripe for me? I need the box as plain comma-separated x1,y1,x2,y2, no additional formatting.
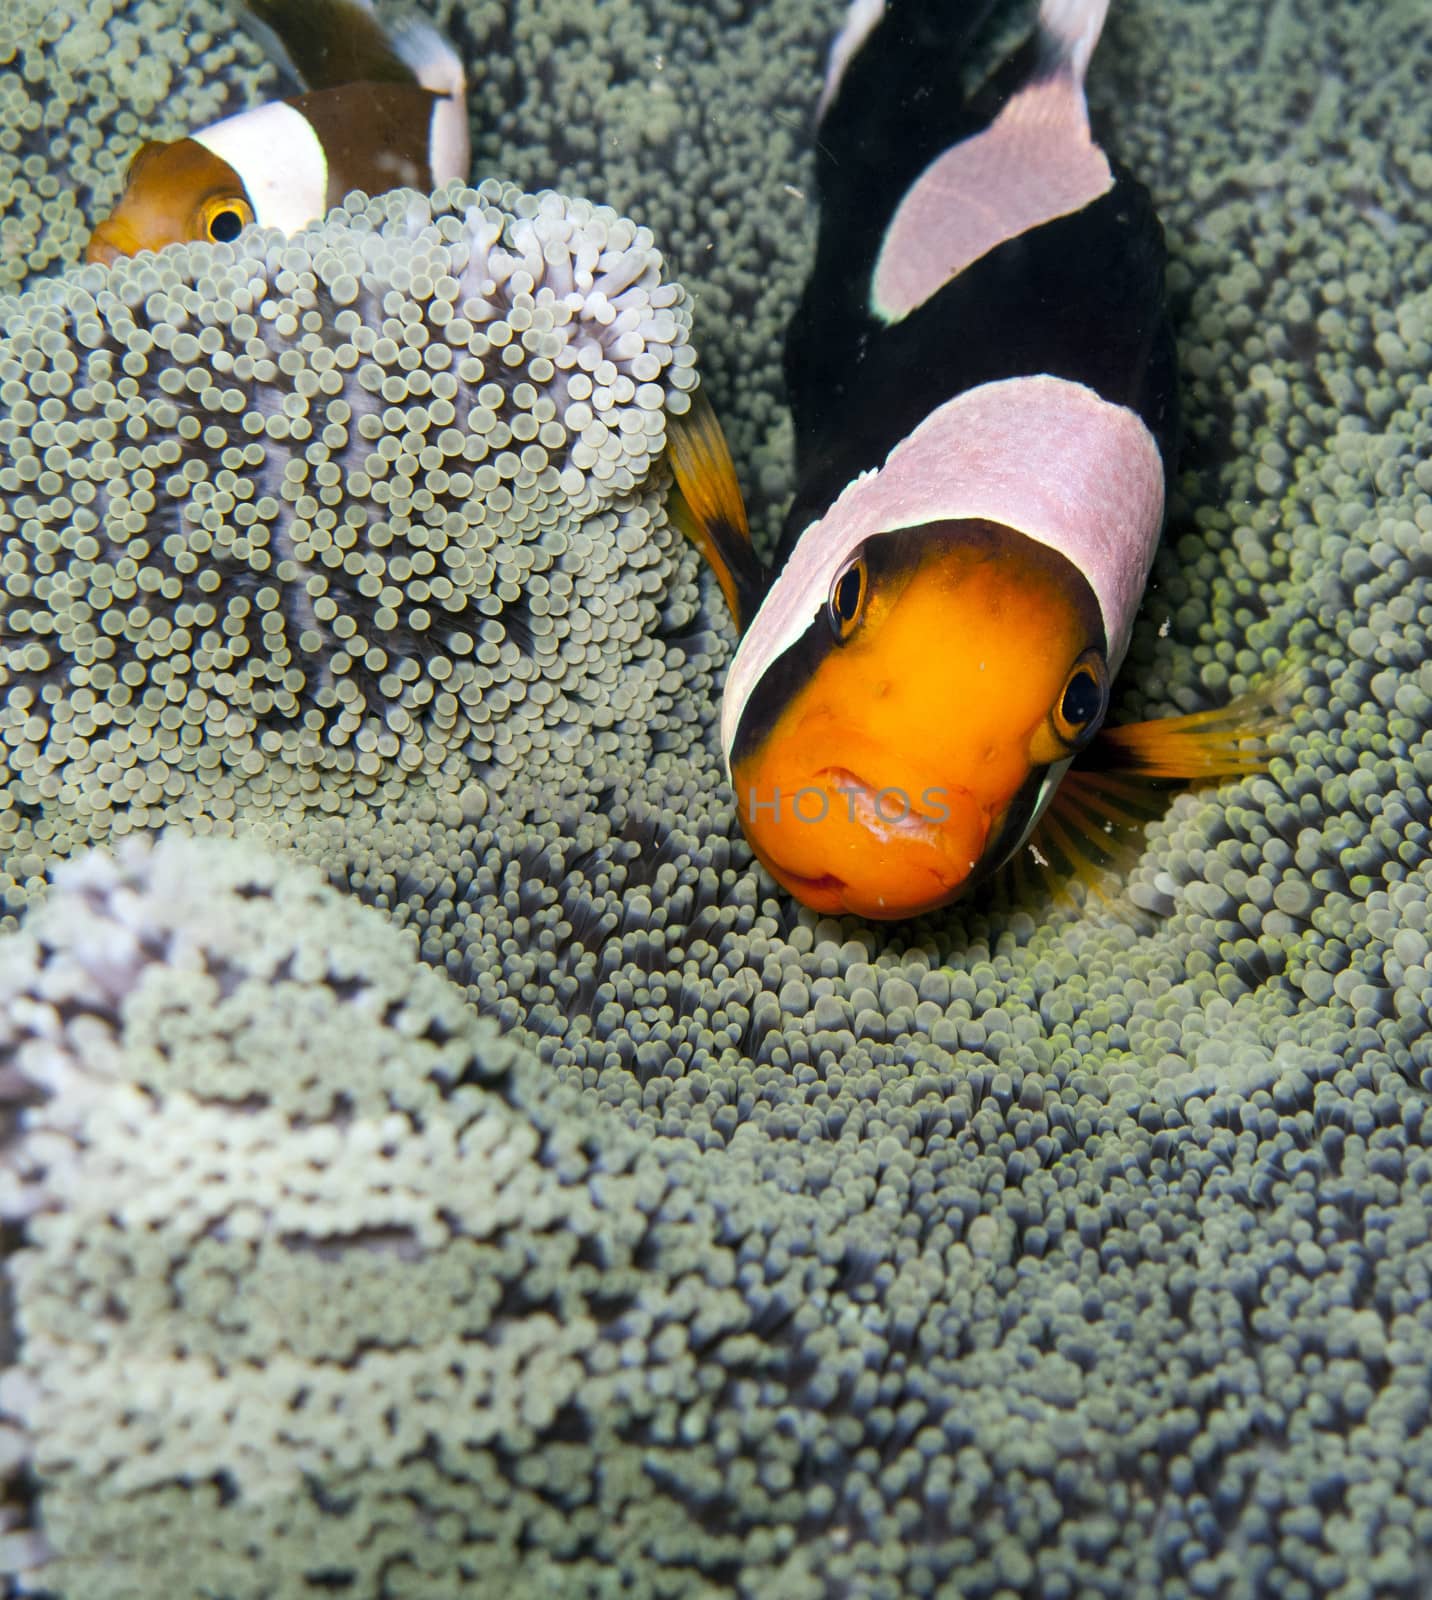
721,375,1165,769
194,102,329,234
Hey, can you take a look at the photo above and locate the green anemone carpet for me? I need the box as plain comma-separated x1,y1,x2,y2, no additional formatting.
2,0,1431,1596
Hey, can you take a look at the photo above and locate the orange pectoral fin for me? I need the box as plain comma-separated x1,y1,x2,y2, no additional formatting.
1019,660,1303,905
666,386,766,629
1016,767,1171,906
1093,660,1301,780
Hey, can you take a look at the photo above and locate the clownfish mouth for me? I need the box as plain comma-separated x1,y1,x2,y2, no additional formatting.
816,768,959,831
84,220,141,266
739,766,991,920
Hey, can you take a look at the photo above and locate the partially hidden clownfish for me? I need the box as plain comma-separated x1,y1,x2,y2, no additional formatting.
85,0,469,266
669,0,1291,922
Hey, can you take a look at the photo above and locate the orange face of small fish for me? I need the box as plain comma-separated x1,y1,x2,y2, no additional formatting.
85,140,255,265
729,522,1110,920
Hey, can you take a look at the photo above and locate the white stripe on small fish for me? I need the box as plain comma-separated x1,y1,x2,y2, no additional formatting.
195,101,328,234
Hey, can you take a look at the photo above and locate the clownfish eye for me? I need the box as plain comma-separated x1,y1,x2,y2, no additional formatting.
1052,652,1109,747
827,554,868,641
199,196,254,243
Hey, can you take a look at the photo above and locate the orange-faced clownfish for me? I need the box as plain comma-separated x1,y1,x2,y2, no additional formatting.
669,0,1291,922
84,0,469,265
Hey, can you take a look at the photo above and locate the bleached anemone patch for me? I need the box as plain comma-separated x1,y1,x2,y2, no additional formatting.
309,183,695,506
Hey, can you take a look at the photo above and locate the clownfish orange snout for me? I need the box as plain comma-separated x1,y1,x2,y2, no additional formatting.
733,764,990,920
723,523,1108,921
84,218,141,266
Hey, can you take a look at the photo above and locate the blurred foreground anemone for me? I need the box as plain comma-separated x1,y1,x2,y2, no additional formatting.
0,180,697,917
1,835,781,1595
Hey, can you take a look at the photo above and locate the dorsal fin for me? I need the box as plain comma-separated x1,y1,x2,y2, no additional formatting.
666,388,767,631
237,0,421,90
1034,0,1111,86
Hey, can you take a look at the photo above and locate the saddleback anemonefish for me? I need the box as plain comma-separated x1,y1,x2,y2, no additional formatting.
86,0,468,265
668,0,1290,921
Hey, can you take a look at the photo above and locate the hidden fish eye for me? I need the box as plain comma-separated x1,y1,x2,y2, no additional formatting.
1052,651,1109,747
827,553,868,641
200,195,254,243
